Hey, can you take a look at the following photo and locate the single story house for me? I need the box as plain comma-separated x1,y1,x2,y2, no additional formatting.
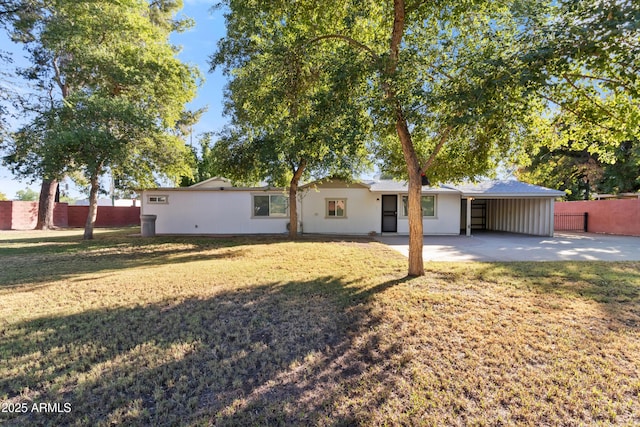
141,177,564,237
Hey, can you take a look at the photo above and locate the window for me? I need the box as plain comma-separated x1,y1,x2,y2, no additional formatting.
326,199,346,218
148,195,168,204
253,194,288,217
401,195,435,217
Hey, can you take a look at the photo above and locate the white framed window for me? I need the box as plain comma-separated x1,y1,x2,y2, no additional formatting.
326,199,347,218
253,194,288,217
401,195,436,217
148,195,168,204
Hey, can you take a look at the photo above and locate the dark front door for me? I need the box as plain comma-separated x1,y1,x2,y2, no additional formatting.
381,195,398,232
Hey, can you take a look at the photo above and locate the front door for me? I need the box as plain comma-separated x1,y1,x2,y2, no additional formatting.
381,195,398,232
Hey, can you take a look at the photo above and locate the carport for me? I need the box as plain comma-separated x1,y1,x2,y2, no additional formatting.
454,181,565,237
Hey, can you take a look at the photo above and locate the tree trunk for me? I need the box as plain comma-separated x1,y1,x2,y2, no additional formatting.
288,160,306,239
385,0,424,276
36,179,58,230
83,173,100,240
396,111,425,276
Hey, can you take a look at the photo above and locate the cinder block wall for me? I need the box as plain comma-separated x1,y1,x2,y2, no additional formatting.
555,199,640,236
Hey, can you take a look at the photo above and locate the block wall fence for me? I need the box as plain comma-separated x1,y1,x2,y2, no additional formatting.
0,201,140,230
554,199,640,237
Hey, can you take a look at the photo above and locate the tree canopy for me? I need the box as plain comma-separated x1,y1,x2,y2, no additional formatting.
1,0,199,238
513,0,640,198
212,3,373,238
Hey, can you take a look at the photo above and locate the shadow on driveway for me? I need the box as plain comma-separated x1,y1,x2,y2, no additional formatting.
375,232,640,262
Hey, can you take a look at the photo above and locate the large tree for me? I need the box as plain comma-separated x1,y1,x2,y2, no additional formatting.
516,0,640,186
215,0,546,275
212,33,372,238
2,0,198,238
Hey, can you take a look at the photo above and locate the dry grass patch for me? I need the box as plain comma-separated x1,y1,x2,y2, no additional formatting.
0,228,639,426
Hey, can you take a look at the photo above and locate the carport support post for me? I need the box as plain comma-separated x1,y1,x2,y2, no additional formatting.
466,197,473,236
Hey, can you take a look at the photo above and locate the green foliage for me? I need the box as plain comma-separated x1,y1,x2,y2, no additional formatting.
212,0,373,187
3,0,198,182
518,138,640,200
1,0,199,237
14,187,38,201
516,0,640,168
0,191,8,200
514,1,640,199
179,133,226,187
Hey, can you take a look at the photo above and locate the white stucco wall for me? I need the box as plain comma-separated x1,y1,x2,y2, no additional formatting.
300,187,380,234
396,192,461,235
301,188,461,235
142,190,292,234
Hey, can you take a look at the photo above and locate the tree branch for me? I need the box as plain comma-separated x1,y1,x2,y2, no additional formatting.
562,73,618,120
563,73,629,91
421,125,452,173
304,34,379,62
389,0,405,72
292,158,306,182
51,54,67,97
537,91,616,133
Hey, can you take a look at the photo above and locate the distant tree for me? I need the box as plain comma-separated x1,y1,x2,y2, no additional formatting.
518,138,640,199
2,0,199,239
179,133,223,187
15,187,38,201
0,191,8,200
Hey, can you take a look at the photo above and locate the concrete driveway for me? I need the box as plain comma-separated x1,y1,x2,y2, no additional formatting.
375,232,640,262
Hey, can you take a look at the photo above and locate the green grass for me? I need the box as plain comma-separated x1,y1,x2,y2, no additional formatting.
1,228,639,426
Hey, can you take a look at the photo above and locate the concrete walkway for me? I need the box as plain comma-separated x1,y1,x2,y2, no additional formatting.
375,232,640,262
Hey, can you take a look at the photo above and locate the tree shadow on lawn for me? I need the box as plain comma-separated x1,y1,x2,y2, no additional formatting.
472,261,640,328
0,232,376,289
1,275,412,426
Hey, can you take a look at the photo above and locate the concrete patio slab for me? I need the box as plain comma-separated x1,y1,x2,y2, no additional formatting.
375,232,640,262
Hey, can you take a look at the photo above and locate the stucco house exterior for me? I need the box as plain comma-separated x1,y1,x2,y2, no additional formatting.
140,177,564,237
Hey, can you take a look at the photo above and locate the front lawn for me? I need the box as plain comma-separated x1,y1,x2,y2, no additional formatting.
1,228,639,425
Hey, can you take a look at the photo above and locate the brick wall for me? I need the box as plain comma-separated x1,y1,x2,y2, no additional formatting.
67,205,140,227
0,201,139,230
0,201,12,230
555,199,640,236
12,201,39,229
54,203,69,227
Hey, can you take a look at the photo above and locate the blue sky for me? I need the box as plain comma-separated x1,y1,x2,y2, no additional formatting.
0,0,228,199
